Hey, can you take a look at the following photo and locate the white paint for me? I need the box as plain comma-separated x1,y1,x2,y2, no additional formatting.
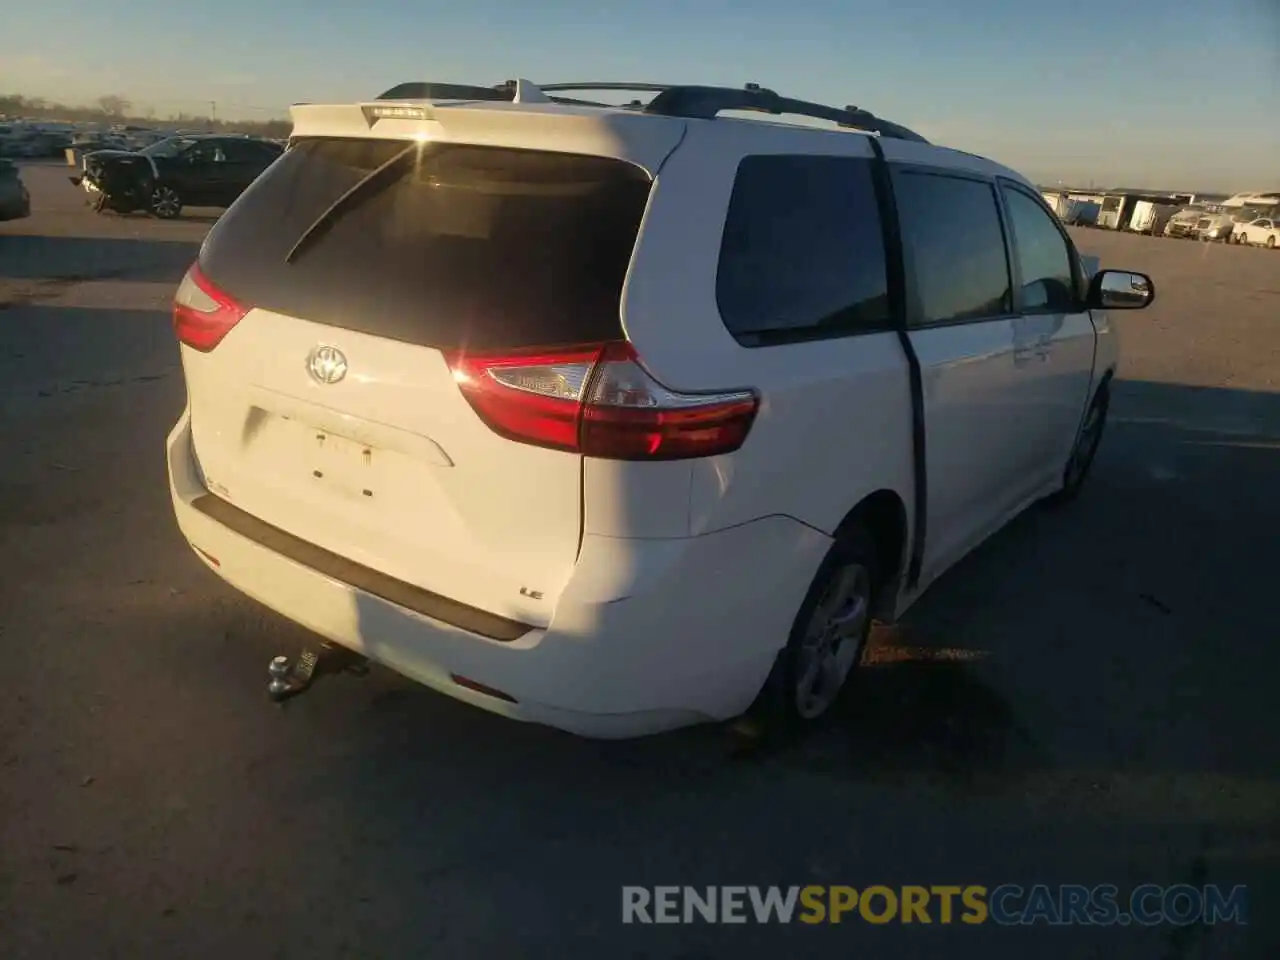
167,92,1135,736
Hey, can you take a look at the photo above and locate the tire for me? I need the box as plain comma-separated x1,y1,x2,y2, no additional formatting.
1267,236,1276,250
1046,383,1109,506
749,522,880,734
149,184,182,219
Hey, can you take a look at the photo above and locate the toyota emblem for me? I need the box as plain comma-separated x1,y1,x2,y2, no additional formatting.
307,344,348,385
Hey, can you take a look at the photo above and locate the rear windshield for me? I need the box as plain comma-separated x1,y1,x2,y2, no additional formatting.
199,138,652,351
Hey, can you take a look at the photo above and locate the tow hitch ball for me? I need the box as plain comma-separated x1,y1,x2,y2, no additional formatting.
267,642,369,703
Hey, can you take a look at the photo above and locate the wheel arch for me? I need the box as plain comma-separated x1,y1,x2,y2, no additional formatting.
833,488,909,622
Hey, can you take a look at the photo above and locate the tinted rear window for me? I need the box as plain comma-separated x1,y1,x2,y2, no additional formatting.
715,154,890,346
893,171,1012,326
199,138,652,351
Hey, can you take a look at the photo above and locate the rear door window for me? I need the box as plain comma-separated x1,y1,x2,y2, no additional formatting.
892,169,1012,326
715,154,890,346
199,138,653,351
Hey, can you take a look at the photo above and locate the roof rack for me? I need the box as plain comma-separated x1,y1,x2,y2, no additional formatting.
527,82,929,142
376,82,512,102
374,79,928,143
377,80,621,109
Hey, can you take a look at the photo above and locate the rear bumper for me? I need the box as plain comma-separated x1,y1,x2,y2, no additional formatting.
167,410,829,738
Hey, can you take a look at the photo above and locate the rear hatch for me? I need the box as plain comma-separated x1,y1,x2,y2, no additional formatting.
184,137,653,625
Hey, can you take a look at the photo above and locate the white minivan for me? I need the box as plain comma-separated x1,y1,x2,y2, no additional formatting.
166,80,1155,737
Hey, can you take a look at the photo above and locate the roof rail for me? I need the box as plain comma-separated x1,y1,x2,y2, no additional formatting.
537,82,673,94
377,80,618,109
646,83,929,142
376,81,513,102
527,82,928,142
374,79,928,142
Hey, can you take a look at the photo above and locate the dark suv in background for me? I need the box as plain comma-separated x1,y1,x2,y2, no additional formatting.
72,134,283,219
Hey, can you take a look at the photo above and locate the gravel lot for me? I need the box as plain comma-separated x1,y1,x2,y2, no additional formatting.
2,162,1278,959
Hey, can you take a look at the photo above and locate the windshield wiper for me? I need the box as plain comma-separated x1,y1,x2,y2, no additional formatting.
285,143,419,264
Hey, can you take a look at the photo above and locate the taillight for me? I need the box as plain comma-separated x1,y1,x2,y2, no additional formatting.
447,342,758,461
172,263,247,352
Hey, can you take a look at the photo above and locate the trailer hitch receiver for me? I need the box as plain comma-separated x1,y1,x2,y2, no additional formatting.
267,642,369,703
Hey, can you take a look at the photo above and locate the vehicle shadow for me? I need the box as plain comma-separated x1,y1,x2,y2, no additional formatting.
0,234,200,282
332,378,1280,787
14,375,1277,958
291,379,1279,953
90,209,222,225
0,305,180,418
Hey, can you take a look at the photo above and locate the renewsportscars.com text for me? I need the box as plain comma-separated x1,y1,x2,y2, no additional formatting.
621,884,1248,926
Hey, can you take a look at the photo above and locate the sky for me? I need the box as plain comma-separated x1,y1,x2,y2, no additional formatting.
2,0,1278,191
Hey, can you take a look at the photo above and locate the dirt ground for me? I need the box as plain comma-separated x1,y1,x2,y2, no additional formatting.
2,162,1278,959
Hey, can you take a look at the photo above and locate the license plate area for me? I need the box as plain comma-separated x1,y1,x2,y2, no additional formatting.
310,430,379,500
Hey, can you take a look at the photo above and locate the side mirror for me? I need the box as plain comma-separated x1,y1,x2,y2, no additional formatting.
1088,269,1155,311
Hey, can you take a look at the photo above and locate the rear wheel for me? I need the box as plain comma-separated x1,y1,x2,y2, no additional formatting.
1267,235,1276,249
749,523,880,733
149,184,182,219
1047,383,1109,506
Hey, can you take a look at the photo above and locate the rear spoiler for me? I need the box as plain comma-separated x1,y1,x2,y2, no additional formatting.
287,100,687,174
288,102,440,140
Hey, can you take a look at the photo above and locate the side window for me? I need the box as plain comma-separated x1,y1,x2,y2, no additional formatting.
893,170,1012,326
716,155,890,344
1002,186,1078,313
186,142,220,164
221,140,264,163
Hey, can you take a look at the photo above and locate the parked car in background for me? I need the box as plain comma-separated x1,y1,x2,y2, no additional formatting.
71,134,284,219
1233,217,1279,248
1193,213,1235,242
1164,206,1206,238
166,80,1155,736
0,159,31,220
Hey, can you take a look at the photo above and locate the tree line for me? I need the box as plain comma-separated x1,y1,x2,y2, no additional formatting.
0,93,292,139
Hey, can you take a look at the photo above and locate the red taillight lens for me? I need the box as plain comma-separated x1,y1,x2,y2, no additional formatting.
448,346,604,452
172,263,248,352
447,342,758,461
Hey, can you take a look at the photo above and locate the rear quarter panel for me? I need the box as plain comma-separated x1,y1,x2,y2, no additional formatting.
615,120,915,541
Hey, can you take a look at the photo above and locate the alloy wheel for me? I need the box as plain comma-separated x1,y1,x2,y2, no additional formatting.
794,562,871,719
150,186,181,219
